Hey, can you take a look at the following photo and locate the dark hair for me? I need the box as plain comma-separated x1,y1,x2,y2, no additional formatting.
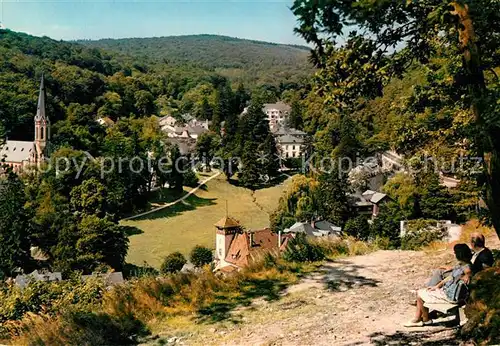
471,234,485,248
454,243,473,263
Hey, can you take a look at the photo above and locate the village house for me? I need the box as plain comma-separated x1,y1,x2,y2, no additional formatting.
15,270,62,289
241,101,291,131
276,134,304,159
284,220,342,237
273,126,308,159
0,76,50,171
349,190,391,219
380,150,461,188
159,114,210,140
263,101,291,131
214,216,292,272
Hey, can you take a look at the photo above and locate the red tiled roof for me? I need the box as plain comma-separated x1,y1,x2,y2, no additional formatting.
225,228,292,267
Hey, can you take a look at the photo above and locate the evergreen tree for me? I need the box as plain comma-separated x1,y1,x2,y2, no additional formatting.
199,97,213,120
233,83,250,114
286,100,304,129
238,100,279,188
0,170,32,278
195,132,219,172
53,215,129,273
314,168,351,225
417,172,454,220
258,133,280,181
219,111,240,180
210,85,232,132
169,145,184,193
239,141,262,188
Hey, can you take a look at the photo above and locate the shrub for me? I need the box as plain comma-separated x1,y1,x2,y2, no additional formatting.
311,237,349,258
189,245,213,267
0,277,105,326
368,203,402,248
8,310,148,346
283,233,325,262
373,236,392,250
183,170,199,188
400,219,446,250
346,238,373,255
344,216,370,240
461,265,500,345
160,252,187,274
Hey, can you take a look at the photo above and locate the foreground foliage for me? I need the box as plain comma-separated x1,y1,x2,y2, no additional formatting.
1,237,372,345
462,261,500,345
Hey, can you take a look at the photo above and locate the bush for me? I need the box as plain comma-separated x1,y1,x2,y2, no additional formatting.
461,265,500,345
0,277,105,336
8,310,148,346
368,203,402,248
311,237,349,258
373,236,392,250
183,169,199,188
189,245,213,267
344,216,370,240
160,252,187,274
400,219,446,250
283,233,325,262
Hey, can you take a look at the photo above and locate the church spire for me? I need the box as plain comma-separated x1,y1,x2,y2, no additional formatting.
34,74,50,164
35,74,47,122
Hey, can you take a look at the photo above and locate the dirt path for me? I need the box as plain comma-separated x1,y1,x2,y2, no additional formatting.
147,236,498,346
122,171,221,221
213,250,457,345
179,236,499,346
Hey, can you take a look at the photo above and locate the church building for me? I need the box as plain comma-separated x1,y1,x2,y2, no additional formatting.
0,76,51,171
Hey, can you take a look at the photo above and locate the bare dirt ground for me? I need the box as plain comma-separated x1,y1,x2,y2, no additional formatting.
153,237,499,346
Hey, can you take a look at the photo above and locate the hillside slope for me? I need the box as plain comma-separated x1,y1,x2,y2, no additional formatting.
150,240,498,345
78,35,313,85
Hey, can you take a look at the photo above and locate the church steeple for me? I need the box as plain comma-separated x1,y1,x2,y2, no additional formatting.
34,75,50,164
35,74,47,122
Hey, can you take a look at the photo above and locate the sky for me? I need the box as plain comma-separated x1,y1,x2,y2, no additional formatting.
0,0,307,45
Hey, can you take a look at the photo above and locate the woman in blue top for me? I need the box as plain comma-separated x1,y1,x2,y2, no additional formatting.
405,243,472,327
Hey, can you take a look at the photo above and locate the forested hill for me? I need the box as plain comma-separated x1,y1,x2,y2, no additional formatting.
78,35,313,85
0,29,311,144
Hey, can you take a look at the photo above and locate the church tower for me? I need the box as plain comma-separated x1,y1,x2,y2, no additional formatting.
214,216,241,268
34,75,50,164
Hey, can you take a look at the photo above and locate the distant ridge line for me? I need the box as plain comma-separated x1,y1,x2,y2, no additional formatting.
75,34,310,51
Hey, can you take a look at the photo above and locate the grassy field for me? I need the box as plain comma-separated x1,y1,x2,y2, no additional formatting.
122,173,289,268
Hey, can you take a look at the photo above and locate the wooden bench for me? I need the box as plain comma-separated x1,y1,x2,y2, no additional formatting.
423,302,467,326
424,280,469,326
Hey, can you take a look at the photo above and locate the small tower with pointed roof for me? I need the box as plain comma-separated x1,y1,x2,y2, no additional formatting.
215,216,241,268
34,75,50,164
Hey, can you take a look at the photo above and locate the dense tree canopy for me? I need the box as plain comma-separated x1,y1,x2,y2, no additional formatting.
79,35,313,87
0,170,32,279
292,0,500,236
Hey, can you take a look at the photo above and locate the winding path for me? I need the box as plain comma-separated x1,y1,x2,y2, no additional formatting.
121,171,221,221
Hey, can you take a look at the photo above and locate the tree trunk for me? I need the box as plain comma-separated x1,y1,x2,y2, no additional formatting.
451,2,500,237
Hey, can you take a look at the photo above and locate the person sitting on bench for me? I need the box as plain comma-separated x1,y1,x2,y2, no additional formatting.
426,233,493,287
405,243,472,327
470,233,494,274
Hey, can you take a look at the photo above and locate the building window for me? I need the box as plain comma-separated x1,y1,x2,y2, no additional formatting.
41,127,44,140
292,145,295,150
